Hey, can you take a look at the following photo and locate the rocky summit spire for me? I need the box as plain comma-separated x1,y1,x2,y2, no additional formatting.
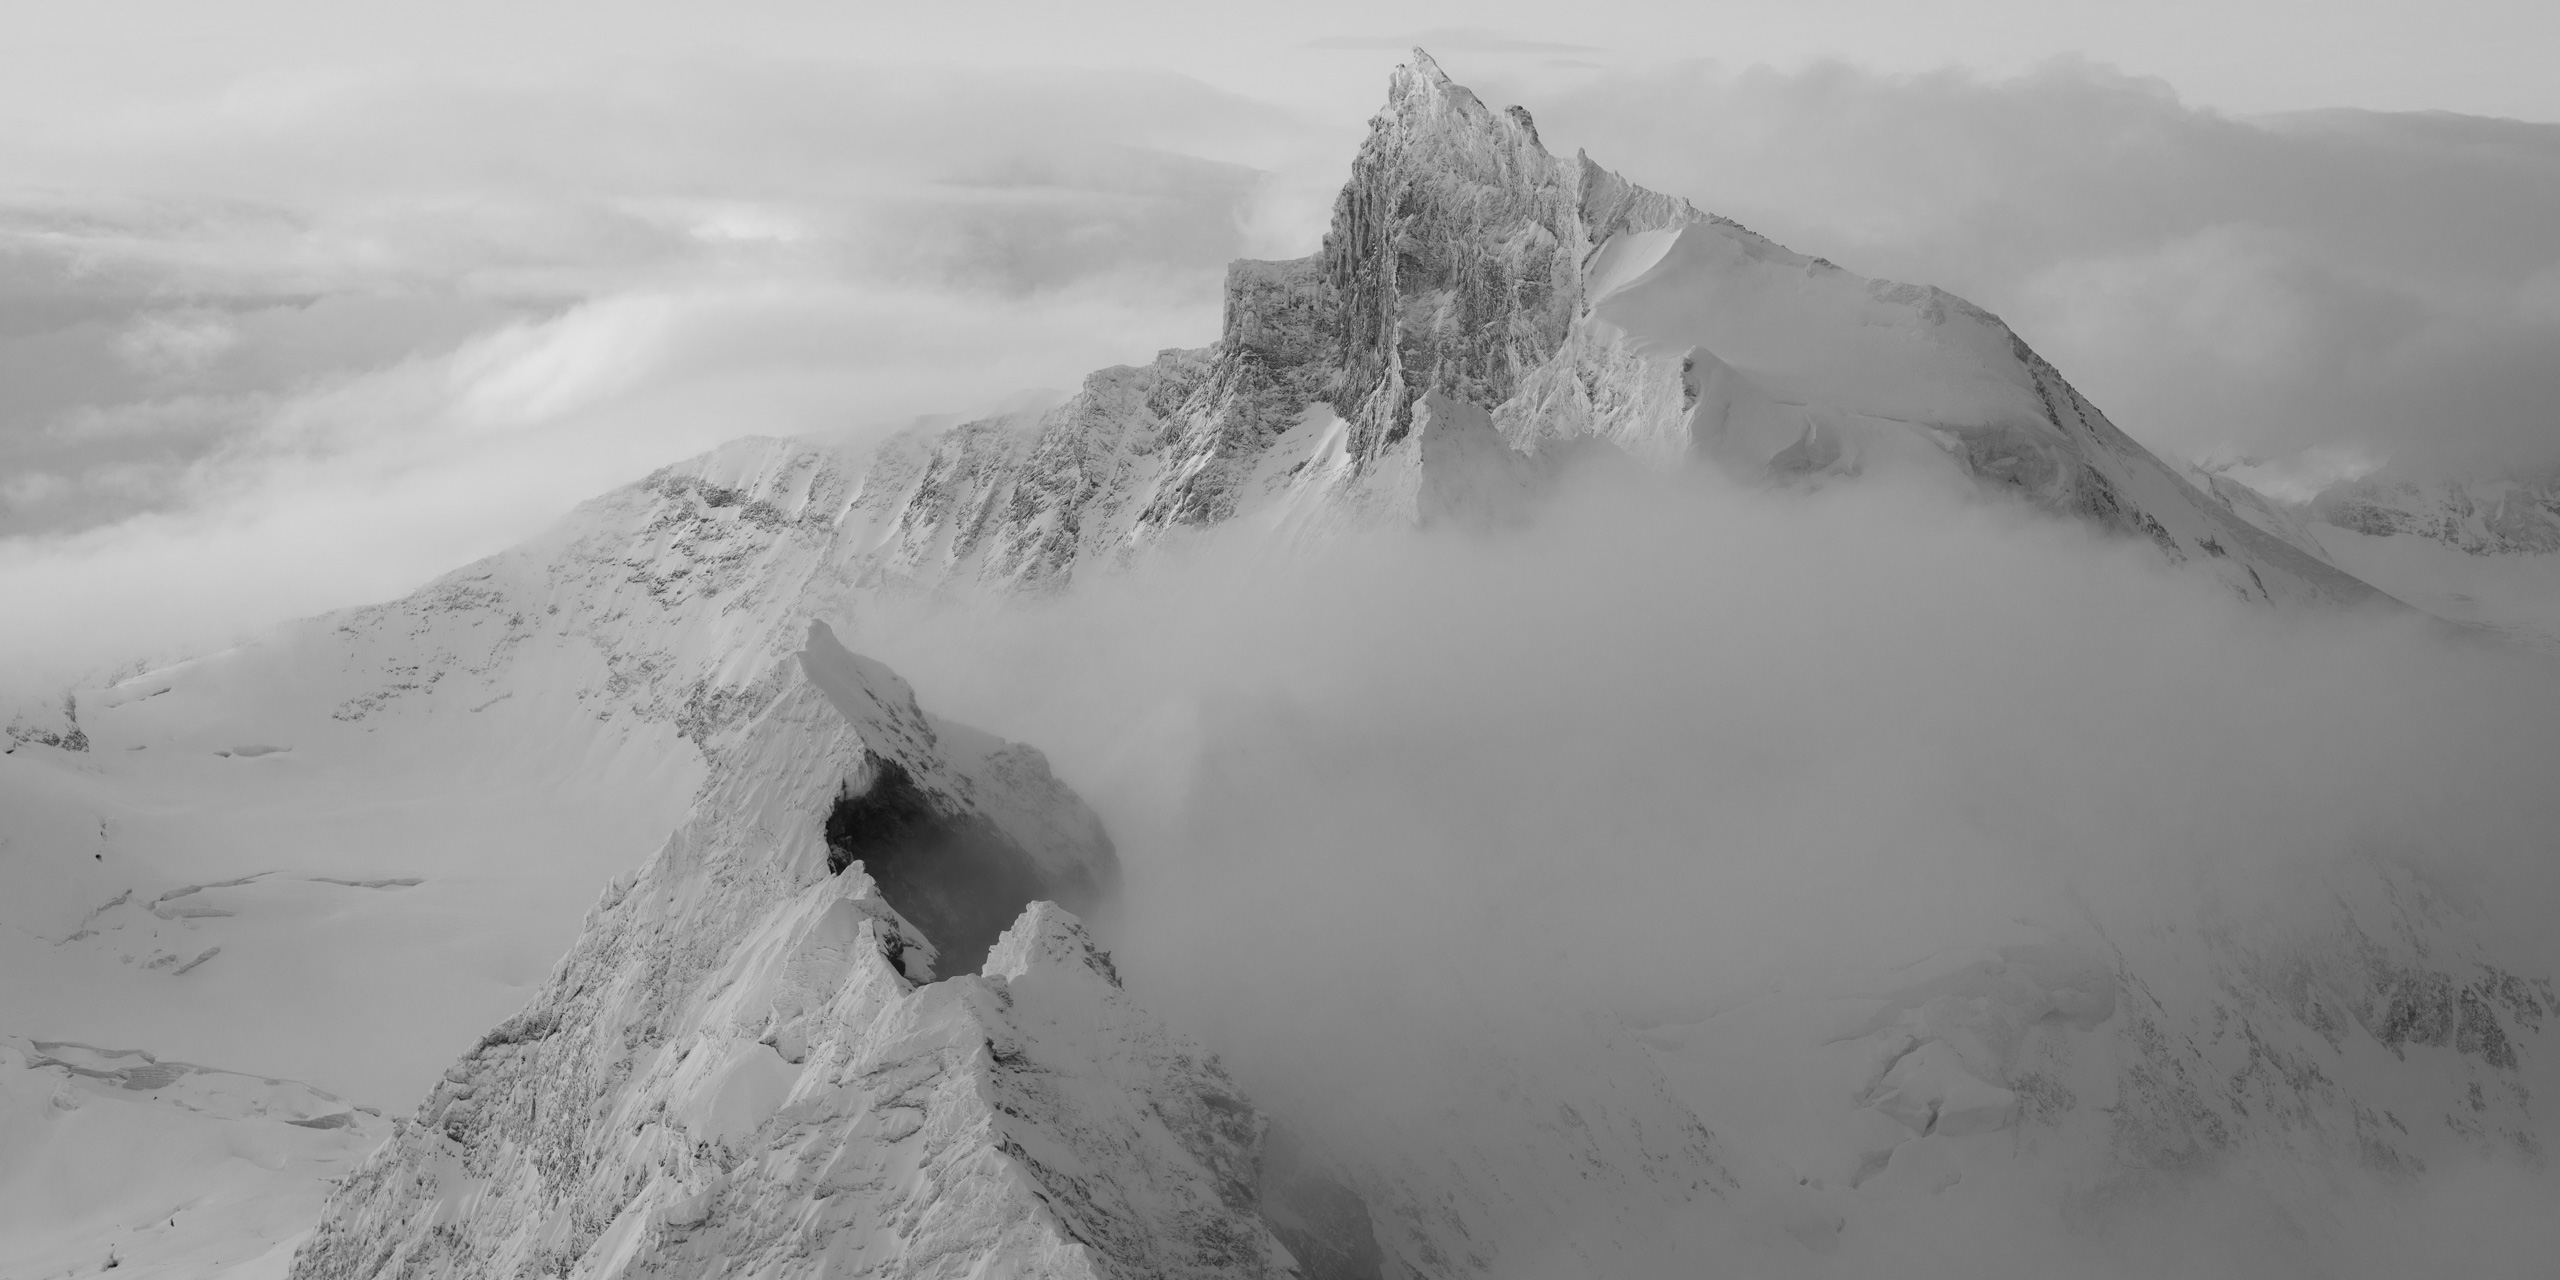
1041,50,1701,540
1316,50,1696,462
1320,50,1575,461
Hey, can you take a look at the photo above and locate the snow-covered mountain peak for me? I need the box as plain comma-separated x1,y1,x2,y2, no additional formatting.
1367,46,1543,161
555,52,2391,613
1321,51,1698,464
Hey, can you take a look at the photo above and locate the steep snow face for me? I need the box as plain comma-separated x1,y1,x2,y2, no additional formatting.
286,627,1280,1280
1506,215,2384,608
0,1036,389,1280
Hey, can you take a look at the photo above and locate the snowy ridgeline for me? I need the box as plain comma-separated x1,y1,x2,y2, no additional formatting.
289,624,1315,1278
2,46,2557,1280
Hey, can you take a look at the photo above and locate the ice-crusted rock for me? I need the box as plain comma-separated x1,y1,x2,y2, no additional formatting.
3,691,89,753
288,626,1312,1279
1319,50,1698,461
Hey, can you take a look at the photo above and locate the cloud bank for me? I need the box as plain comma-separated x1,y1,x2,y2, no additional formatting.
0,55,1327,691
848,463,2560,1277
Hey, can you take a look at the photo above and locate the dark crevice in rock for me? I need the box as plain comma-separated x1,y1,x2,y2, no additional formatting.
823,755,1086,977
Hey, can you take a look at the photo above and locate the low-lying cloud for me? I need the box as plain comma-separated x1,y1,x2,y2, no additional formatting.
849,464,2560,1277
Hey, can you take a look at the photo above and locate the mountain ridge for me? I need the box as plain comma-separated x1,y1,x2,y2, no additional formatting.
616,46,2394,613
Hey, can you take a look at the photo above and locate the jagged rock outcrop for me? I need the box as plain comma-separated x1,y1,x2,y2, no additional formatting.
1317,53,1697,460
290,625,1305,1279
4,692,89,753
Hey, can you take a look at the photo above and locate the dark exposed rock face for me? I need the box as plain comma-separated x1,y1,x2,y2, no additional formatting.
4,693,89,753
1322,62,1574,458
2365,965,2541,1072
1136,257,1338,528
1318,54,1695,462
823,754,1099,976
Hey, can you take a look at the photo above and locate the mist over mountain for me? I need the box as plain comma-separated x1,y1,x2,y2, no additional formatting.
4,44,2558,1280
7,39,2557,690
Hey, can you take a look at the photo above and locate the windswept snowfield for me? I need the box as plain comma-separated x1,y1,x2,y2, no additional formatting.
5,44,2560,1280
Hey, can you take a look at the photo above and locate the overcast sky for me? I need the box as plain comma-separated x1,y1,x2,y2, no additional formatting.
2,0,2555,684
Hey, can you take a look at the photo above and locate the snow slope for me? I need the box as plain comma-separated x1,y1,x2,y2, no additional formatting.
0,1037,390,1280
